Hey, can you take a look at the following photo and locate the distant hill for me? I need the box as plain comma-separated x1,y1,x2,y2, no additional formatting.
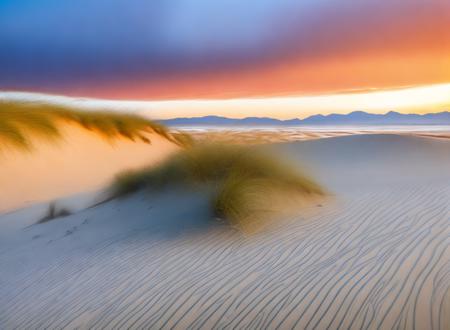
160,111,450,126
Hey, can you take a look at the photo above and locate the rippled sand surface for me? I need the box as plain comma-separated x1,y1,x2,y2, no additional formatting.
1,134,449,329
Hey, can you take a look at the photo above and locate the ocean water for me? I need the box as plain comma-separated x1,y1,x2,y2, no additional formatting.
173,125,450,133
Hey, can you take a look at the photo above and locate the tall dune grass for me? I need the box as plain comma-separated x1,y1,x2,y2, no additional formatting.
0,100,191,151
111,143,324,231
2,100,324,230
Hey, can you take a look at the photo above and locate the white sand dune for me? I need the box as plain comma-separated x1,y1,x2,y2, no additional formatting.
0,134,449,329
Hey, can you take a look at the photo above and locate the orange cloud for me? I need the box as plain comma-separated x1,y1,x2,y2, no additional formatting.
67,50,449,100
5,0,449,102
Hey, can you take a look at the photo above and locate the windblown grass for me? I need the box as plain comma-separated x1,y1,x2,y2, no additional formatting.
111,143,325,231
0,100,191,151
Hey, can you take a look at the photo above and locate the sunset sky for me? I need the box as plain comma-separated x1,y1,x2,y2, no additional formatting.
0,0,449,118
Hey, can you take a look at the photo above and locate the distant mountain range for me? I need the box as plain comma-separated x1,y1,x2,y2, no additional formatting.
160,111,450,126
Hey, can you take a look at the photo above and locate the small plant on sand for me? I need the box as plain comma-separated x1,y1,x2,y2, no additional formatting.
37,201,72,224
0,100,191,151
110,143,324,231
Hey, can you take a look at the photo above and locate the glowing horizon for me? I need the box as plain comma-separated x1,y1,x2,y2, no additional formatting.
2,83,449,120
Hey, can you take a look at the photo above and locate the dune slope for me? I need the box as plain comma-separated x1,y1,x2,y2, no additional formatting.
0,124,179,213
0,134,449,329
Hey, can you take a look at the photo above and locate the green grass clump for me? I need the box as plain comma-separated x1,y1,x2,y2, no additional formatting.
110,143,324,231
0,100,190,151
